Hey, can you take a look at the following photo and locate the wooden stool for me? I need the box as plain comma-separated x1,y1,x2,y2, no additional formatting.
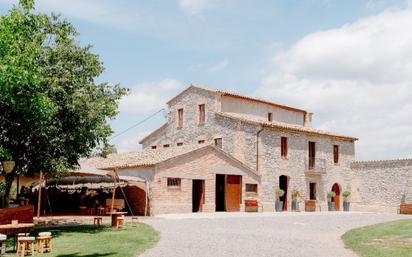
17,237,35,257
116,216,125,229
93,217,103,227
131,217,138,227
0,234,6,256
79,206,87,215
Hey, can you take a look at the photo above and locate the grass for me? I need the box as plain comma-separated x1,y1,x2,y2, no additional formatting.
342,219,412,257
4,223,159,257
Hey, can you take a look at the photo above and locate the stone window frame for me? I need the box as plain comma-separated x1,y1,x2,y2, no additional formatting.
245,183,258,194
281,136,288,159
333,144,340,165
167,177,181,191
267,112,273,122
214,137,223,149
198,102,206,125
163,144,170,148
151,145,157,149
176,107,184,128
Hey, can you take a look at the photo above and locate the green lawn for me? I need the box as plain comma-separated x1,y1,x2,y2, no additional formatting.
342,219,412,257
4,223,159,257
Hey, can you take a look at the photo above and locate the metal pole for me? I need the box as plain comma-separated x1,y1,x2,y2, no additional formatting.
37,172,42,219
111,169,116,212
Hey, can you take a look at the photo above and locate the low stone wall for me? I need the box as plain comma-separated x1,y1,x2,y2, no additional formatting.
350,159,412,213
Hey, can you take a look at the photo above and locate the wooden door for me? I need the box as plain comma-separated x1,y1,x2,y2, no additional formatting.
225,175,241,212
192,180,205,212
333,183,340,211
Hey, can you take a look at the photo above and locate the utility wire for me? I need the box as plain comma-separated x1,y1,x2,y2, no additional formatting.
110,108,165,140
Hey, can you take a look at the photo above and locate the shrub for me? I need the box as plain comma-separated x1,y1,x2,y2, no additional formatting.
275,188,285,199
291,189,300,200
327,191,336,199
342,191,351,200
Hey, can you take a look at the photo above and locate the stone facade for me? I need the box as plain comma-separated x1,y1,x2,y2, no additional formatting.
137,85,372,214
115,146,259,215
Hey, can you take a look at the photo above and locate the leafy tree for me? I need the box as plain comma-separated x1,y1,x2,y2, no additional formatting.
0,0,128,207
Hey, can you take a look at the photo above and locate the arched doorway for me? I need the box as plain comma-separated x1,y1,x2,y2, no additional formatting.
279,175,289,211
331,183,341,211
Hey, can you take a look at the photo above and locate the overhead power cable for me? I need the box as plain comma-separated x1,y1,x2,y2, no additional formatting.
110,108,165,140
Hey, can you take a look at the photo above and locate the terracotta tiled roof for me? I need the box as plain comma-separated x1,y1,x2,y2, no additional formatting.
167,84,308,114
216,112,358,142
139,122,168,144
81,144,205,169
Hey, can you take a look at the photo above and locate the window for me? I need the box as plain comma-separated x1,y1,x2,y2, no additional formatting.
163,144,170,148
151,145,157,149
309,182,317,200
214,138,222,149
177,142,183,146
333,145,339,164
281,137,288,158
177,108,184,127
308,141,316,169
198,140,205,144
246,184,258,193
199,104,205,124
268,112,273,122
167,178,181,189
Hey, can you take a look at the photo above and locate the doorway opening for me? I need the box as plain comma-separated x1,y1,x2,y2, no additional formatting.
215,174,225,211
279,175,289,211
309,182,317,200
192,180,205,212
331,183,341,211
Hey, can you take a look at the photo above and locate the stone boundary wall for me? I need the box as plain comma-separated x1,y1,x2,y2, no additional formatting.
349,158,412,213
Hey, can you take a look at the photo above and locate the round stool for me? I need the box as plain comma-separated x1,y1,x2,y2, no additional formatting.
0,233,6,256
17,236,35,257
37,232,52,254
93,217,103,227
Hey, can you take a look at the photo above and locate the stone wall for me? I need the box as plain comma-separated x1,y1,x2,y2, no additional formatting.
259,127,355,211
221,95,306,126
349,159,412,213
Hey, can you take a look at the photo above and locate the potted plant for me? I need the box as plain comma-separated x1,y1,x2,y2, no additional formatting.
291,189,300,211
275,188,285,212
342,191,351,211
327,191,336,211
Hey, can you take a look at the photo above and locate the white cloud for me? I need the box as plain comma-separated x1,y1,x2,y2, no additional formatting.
178,0,210,14
207,59,229,72
259,7,412,160
119,79,184,114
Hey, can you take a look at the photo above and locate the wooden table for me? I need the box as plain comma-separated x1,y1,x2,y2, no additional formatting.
0,223,34,251
107,212,127,227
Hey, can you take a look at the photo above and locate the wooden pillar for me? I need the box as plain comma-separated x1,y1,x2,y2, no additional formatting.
37,172,43,219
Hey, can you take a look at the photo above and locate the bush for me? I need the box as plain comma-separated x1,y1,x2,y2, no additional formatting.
275,188,285,199
327,191,336,199
291,189,300,200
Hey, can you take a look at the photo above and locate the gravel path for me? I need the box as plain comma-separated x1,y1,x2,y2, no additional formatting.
140,212,410,257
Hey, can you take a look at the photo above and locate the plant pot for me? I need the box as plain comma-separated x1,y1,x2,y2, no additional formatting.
292,200,299,211
305,200,316,212
328,201,335,211
276,201,283,212
343,201,350,211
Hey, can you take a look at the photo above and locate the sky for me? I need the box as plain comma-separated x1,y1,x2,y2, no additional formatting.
1,0,411,160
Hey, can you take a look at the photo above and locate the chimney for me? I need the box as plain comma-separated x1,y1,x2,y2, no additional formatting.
304,112,313,127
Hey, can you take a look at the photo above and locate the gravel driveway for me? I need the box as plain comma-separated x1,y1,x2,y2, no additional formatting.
140,212,410,257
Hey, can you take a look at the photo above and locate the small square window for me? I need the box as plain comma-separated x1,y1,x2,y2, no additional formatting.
177,142,183,146
163,144,170,148
198,140,205,144
214,138,222,149
167,178,181,189
281,137,288,158
151,145,157,149
246,184,258,193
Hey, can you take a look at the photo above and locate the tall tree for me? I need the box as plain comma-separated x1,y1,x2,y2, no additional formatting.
0,0,128,207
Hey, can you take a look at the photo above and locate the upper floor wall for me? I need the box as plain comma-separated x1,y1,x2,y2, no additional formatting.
220,95,307,126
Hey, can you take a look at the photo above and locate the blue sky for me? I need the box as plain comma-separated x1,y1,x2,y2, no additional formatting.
1,0,411,160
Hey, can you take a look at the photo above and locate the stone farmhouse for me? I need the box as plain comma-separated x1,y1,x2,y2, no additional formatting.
85,84,412,215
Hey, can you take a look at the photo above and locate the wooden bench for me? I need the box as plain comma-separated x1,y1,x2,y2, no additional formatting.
400,204,412,214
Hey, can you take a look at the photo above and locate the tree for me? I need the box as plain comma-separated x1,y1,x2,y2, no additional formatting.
0,0,128,207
